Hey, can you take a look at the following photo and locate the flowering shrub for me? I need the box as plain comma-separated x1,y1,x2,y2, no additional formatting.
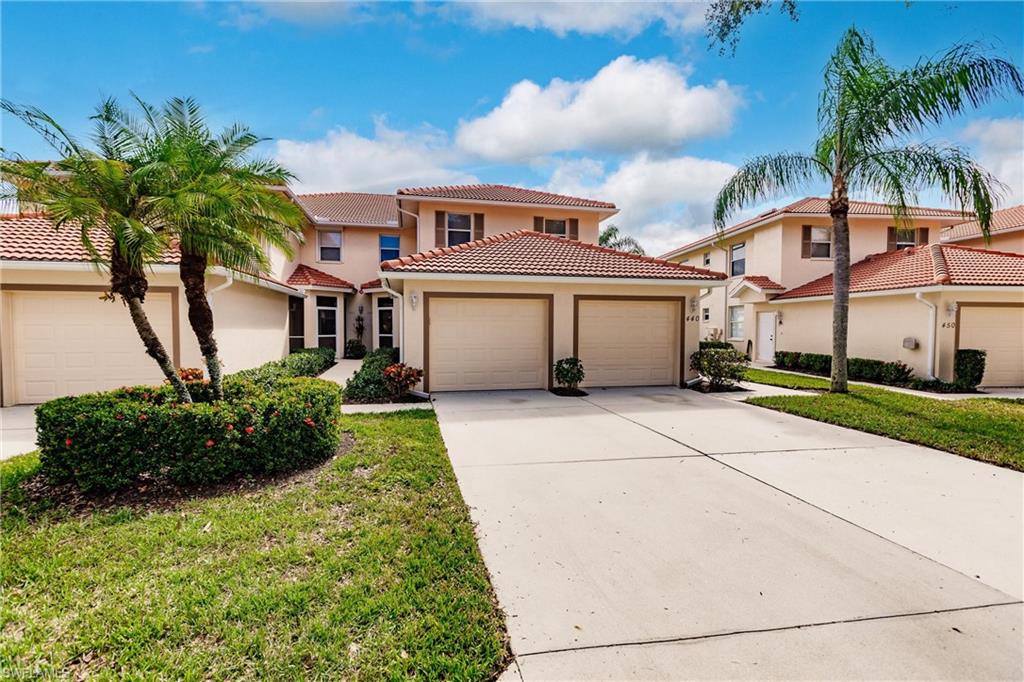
177,367,205,382
383,363,424,400
344,348,401,403
36,377,343,492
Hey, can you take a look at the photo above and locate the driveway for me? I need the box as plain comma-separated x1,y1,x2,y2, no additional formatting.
1,405,37,460
433,387,1023,680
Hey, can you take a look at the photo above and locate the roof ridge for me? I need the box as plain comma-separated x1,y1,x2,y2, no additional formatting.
929,243,951,284
295,191,395,198
940,242,1024,259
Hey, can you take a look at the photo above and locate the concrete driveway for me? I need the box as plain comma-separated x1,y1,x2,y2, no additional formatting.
433,387,1023,680
1,405,37,460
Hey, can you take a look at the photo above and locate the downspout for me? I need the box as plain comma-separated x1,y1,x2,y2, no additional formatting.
379,278,405,364
915,292,937,380
206,271,234,310
714,242,730,341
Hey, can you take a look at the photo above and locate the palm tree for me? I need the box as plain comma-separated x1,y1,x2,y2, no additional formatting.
96,97,306,398
713,27,1023,393
0,100,194,402
599,224,646,254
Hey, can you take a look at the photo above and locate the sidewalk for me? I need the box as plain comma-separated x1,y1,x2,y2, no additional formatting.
750,365,1024,400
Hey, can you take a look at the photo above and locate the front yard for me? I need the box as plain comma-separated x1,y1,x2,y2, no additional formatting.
1,411,508,679
744,369,1024,471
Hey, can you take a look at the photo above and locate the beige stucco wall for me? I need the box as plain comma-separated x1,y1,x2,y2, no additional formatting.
390,278,707,391
944,231,1024,254
412,200,603,249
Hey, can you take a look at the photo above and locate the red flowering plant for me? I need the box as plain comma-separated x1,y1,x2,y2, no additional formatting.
382,363,423,401
177,367,205,382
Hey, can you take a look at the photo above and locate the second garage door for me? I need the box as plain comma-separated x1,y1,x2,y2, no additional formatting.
958,305,1024,387
428,296,549,391
577,298,681,387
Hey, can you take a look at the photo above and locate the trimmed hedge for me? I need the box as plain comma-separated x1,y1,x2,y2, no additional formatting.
690,347,749,389
343,348,400,403
699,340,734,351
232,347,336,390
954,349,987,391
774,351,913,386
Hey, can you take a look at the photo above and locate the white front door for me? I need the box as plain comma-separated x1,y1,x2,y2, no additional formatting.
756,312,777,363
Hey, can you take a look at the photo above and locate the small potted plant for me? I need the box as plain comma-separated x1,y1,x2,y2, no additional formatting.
552,357,587,397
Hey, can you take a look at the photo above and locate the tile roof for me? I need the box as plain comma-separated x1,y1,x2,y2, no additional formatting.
740,275,784,290
941,205,1024,242
663,197,971,258
1,213,179,264
286,264,355,290
396,183,616,209
774,244,1024,300
359,278,384,292
293,192,400,226
381,230,726,281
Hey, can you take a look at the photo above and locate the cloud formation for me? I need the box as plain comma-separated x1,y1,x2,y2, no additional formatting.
962,117,1024,205
459,1,705,38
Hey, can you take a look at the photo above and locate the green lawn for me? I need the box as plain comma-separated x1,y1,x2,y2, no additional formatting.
743,369,1024,470
1,411,509,680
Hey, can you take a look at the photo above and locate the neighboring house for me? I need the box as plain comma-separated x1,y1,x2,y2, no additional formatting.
660,197,969,356
940,205,1024,253
762,244,1024,387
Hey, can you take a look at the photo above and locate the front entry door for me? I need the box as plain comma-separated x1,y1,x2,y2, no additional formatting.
756,312,777,363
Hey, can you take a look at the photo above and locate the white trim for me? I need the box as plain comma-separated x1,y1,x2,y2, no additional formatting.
314,293,341,356
293,284,355,294
729,279,784,297
377,269,729,287
378,280,405,363
769,284,1024,304
396,194,618,217
373,294,399,357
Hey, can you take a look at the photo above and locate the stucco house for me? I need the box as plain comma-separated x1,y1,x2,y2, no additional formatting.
0,183,728,405
939,205,1024,253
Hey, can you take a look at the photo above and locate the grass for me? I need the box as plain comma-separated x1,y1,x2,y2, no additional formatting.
743,369,1024,470
1,411,509,680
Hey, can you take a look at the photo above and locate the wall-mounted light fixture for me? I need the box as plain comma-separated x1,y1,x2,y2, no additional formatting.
688,298,698,314
410,292,419,310
776,310,783,325
945,302,958,317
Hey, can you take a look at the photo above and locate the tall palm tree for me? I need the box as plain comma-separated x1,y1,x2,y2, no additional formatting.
96,97,306,398
599,224,646,254
714,27,1022,393
0,101,194,402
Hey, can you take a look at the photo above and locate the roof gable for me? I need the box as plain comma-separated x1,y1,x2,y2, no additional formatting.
286,264,355,291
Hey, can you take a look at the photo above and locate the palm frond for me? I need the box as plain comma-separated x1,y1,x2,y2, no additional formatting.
714,153,831,229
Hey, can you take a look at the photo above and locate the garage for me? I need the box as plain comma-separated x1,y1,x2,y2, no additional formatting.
426,294,551,391
958,304,1024,387
7,289,176,404
575,297,682,387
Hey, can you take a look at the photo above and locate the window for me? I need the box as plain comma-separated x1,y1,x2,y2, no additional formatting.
379,234,400,262
702,307,710,322
702,251,711,266
316,295,338,351
446,212,472,247
376,297,395,349
728,305,745,339
288,296,305,352
894,228,917,250
318,231,342,262
802,226,832,258
730,242,746,277
543,218,567,237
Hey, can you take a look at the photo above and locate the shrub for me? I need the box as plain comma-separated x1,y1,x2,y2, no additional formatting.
690,348,748,390
344,348,403,403
954,349,986,391
699,340,733,351
344,339,367,359
178,367,204,382
553,357,586,390
774,351,914,387
36,377,343,492
233,347,336,390
383,363,424,400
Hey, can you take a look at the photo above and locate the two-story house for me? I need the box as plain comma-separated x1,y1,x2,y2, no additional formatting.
939,205,1024,253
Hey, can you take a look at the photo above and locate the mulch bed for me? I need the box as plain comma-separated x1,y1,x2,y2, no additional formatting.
688,382,751,394
550,387,588,397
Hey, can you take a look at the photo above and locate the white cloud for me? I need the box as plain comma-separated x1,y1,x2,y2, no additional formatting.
460,1,705,38
275,119,476,193
455,56,742,162
187,44,215,54
962,117,1024,205
219,1,375,30
545,152,738,255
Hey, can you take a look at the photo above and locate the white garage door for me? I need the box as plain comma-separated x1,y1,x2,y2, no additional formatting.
577,299,680,387
959,305,1024,387
10,290,175,404
428,297,548,391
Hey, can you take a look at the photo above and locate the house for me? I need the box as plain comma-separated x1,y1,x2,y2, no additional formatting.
763,244,1024,387
0,183,729,404
660,197,970,358
939,205,1024,253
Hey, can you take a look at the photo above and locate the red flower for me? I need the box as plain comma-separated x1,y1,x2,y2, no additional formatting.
205,439,215,448
272,410,281,417
138,414,148,422
65,438,72,447
115,414,125,421
226,424,234,431
142,392,150,400
244,425,255,435
303,418,316,427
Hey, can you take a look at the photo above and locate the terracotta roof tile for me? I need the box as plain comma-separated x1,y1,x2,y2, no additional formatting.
286,264,355,290
1,213,179,263
359,278,383,292
775,244,1024,299
293,192,399,226
941,205,1024,242
381,230,726,281
396,183,616,209
740,275,784,290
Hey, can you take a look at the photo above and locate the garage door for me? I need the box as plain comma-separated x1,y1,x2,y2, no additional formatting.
428,296,548,391
577,299,680,387
9,290,175,404
959,305,1024,387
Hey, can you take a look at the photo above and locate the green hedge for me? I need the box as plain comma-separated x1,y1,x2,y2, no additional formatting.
232,347,336,390
773,351,913,386
954,349,986,391
344,348,400,403
699,340,734,351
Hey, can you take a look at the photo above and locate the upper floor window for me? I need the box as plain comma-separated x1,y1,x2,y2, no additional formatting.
447,212,472,246
533,216,578,239
379,234,401,262
888,227,929,251
318,231,342,262
730,242,746,277
702,251,711,266
801,226,832,259
543,218,567,237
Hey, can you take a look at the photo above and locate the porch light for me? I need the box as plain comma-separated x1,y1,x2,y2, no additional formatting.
945,302,958,317
410,292,419,310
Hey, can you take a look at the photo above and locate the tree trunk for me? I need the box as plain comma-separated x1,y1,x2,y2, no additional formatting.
110,247,193,403
829,178,851,394
179,250,223,399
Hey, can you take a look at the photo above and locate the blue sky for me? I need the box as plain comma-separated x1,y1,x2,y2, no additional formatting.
3,1,1023,253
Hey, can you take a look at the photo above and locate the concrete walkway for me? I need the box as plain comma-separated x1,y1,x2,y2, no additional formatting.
319,359,362,387
1,405,37,460
433,387,1022,680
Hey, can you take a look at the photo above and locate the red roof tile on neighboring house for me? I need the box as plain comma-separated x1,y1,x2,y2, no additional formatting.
740,275,785,290
941,205,1024,243
775,244,1024,300
286,264,355,290
396,183,616,209
359,278,384,292
293,192,400,226
1,213,180,263
381,230,726,281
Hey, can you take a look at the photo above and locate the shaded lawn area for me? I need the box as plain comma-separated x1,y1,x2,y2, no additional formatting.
1,411,509,680
743,369,1024,471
